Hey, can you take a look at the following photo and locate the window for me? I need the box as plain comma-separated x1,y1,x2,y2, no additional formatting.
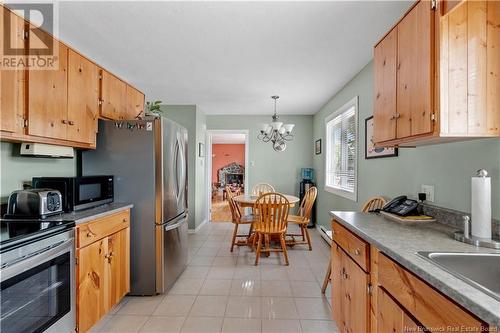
324,96,358,201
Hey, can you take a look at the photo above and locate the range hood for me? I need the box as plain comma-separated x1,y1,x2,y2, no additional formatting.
20,143,74,158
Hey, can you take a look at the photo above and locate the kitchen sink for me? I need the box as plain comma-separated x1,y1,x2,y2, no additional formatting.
417,252,500,301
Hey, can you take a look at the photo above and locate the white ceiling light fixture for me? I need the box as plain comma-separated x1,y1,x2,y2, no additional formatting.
258,96,295,152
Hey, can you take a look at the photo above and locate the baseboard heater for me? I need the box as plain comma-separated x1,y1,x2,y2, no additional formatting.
316,224,332,246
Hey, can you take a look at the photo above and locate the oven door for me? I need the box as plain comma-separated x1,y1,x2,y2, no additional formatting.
74,176,114,210
0,238,75,333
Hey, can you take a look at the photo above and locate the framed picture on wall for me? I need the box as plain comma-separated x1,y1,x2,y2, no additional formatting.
199,142,205,157
365,116,398,159
315,139,322,155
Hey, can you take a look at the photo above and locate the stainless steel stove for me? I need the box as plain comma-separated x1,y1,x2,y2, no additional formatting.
0,218,76,333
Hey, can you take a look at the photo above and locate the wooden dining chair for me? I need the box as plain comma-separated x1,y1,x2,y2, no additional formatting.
226,186,256,252
321,195,387,293
286,187,317,251
252,193,290,265
251,183,275,196
361,196,387,212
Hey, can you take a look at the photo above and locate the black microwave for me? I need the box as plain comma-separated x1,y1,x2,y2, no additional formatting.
32,176,114,212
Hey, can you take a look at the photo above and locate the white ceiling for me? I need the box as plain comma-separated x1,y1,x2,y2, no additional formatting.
211,133,246,144
57,1,412,115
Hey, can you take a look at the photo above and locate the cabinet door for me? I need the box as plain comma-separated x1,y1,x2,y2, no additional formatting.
126,85,144,120
396,0,434,138
373,28,397,143
28,37,68,140
1,7,25,134
100,70,127,120
377,288,420,333
344,253,369,333
106,228,130,309
77,238,108,333
331,243,345,331
67,50,99,145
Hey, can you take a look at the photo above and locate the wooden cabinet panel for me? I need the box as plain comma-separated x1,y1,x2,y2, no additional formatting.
107,228,130,308
396,0,434,139
67,50,99,145
126,85,144,120
76,210,129,249
28,38,68,140
77,238,108,333
344,252,369,333
100,70,127,120
441,0,499,137
373,28,397,143
331,233,370,333
331,243,344,330
486,0,500,134
1,7,25,134
332,221,369,272
378,253,487,331
377,287,420,333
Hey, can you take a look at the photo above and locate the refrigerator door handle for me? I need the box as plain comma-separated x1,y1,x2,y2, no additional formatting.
177,136,186,204
173,139,180,200
164,216,187,231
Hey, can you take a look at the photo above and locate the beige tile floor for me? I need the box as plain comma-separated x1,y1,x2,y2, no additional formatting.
91,222,339,333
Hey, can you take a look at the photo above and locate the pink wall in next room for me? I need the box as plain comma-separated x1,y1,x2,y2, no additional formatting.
212,144,245,183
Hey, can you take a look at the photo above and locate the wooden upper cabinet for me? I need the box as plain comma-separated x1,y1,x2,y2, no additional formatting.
100,70,127,120
1,6,26,134
67,50,99,145
441,0,500,136
28,36,68,140
396,0,434,139
373,28,397,143
374,0,500,146
126,85,145,120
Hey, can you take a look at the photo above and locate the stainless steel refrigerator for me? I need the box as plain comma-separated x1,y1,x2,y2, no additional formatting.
82,117,188,295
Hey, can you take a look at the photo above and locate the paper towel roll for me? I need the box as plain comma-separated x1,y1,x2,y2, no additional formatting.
471,172,491,239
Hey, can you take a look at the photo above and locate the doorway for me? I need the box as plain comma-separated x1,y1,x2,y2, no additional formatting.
206,130,249,223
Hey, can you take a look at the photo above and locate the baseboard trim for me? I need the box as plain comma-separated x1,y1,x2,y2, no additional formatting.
189,219,208,234
317,224,332,246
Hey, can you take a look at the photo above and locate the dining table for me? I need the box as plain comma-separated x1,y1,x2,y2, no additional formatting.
232,194,300,208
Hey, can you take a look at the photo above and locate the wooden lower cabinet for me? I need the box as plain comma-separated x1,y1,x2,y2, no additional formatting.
331,219,489,332
378,287,420,333
76,211,130,333
331,242,370,333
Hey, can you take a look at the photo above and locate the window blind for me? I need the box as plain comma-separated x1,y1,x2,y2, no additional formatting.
325,106,356,193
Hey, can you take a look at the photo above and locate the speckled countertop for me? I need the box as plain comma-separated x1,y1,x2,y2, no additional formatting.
45,203,133,225
329,211,500,328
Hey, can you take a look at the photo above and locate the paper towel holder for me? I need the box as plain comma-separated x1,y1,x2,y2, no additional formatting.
454,216,500,249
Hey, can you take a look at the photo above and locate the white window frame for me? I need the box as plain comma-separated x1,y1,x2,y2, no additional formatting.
324,96,358,202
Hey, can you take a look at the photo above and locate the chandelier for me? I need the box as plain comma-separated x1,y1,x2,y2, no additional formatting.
258,96,295,152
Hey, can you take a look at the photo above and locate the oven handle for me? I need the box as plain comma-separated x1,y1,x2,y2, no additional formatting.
0,238,74,283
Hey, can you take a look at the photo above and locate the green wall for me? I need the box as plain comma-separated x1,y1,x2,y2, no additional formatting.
313,61,500,228
160,105,207,230
206,115,313,196
0,142,76,201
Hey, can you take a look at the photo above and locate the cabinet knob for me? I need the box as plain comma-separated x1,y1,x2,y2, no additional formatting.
354,249,360,255
86,232,93,238
62,119,68,124
68,120,75,126
122,218,127,223
395,113,401,119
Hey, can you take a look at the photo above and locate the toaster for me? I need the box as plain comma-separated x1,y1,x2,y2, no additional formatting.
6,189,63,218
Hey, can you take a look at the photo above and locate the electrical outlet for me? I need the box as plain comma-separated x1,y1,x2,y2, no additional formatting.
421,185,435,202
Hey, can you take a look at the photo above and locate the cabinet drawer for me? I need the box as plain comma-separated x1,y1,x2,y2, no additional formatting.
76,210,130,248
378,254,487,331
332,220,370,272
